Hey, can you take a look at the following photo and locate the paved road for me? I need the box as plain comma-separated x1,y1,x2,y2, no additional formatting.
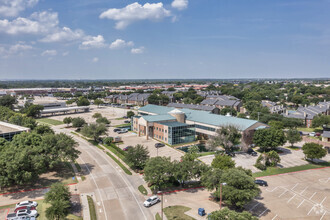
54,127,153,220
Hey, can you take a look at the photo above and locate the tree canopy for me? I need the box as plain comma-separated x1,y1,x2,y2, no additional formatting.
81,123,108,141
209,207,258,220
286,129,302,147
126,144,150,170
207,125,241,152
302,143,327,161
253,128,286,152
211,154,236,170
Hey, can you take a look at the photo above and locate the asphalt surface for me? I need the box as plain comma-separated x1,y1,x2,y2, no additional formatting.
54,127,153,220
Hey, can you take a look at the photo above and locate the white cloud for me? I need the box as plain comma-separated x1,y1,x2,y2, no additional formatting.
0,0,39,17
41,49,57,56
40,27,84,43
0,11,58,35
0,42,33,58
92,57,99,63
79,35,106,49
99,2,171,29
171,0,188,10
109,39,134,49
62,51,69,56
131,46,145,54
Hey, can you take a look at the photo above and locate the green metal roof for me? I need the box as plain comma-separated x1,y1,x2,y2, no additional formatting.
142,114,175,122
157,121,189,127
139,104,262,130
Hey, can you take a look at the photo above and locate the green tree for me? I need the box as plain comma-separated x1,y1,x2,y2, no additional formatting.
96,117,110,125
211,154,236,169
0,95,16,109
92,113,102,118
126,144,150,170
33,125,54,135
81,123,108,141
219,168,260,209
63,117,72,125
173,157,206,187
268,120,284,129
8,114,37,129
201,168,222,191
103,137,113,145
71,117,86,128
286,129,302,147
94,99,104,107
76,97,90,106
312,115,330,128
144,157,173,191
209,207,258,220
45,183,71,220
22,104,44,117
302,143,327,161
207,125,241,152
267,150,281,167
127,110,135,118
220,107,237,116
253,128,286,152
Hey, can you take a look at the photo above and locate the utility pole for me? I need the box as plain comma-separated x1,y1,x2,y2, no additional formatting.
257,112,260,121
219,183,226,209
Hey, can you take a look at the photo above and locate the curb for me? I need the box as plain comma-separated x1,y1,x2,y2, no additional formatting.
255,166,330,179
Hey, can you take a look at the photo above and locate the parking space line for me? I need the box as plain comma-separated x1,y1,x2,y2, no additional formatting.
297,199,305,208
307,206,315,215
272,214,278,220
278,189,288,198
249,202,260,211
320,197,327,205
310,192,317,200
258,208,268,217
287,194,296,203
291,183,299,190
300,186,308,195
320,211,327,220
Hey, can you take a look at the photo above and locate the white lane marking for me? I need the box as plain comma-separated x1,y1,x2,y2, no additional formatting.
259,208,268,217
297,199,305,208
80,157,108,220
310,192,317,200
291,183,299,190
287,194,296,203
272,214,278,220
249,202,260,211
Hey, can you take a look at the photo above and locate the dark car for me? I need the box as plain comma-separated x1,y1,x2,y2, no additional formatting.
123,146,133,151
247,148,258,156
155,143,165,148
124,120,131,124
225,151,235,157
255,179,268,186
315,132,321,137
113,128,121,132
123,116,128,119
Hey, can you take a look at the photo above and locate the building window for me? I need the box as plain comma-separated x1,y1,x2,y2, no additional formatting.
165,138,167,141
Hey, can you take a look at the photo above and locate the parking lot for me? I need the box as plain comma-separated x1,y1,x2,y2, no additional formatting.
246,167,330,220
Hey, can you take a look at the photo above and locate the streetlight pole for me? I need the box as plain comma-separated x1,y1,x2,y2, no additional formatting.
219,182,226,209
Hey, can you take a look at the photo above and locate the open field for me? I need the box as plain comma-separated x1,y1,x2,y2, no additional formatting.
247,167,330,220
36,118,64,125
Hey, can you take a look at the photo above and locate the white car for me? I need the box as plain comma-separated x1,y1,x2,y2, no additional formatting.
144,196,160,207
309,132,315,137
16,201,38,209
7,209,38,220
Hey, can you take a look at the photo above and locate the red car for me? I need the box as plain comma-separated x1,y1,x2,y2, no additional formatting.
123,146,133,151
14,206,36,213
315,133,321,137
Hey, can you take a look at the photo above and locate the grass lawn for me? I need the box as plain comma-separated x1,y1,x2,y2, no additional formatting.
115,117,124,120
36,118,64,126
0,203,15,209
253,163,330,178
297,127,322,132
36,200,82,220
87,196,97,220
155,213,162,220
197,152,216,157
138,185,148,195
163,206,196,220
286,146,301,151
114,123,131,127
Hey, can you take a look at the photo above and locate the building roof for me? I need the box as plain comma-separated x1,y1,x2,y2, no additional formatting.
157,121,188,127
167,103,217,112
322,131,330,138
141,114,176,122
139,104,262,131
0,121,30,134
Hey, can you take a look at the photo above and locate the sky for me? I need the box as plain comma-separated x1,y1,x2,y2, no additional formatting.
0,0,329,80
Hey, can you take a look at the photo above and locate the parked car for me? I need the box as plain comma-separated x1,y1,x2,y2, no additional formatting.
155,143,165,148
247,148,258,156
123,146,133,151
16,201,38,209
309,132,316,137
15,206,36,213
113,128,121,132
123,116,128,119
7,209,38,220
255,179,268,186
117,129,128,134
143,196,160,207
124,120,131,124
225,151,235,157
315,132,321,137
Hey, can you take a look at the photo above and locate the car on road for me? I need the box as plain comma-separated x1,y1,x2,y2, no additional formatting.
16,201,38,209
143,196,160,207
155,143,165,148
113,128,121,132
123,146,133,151
247,148,258,156
255,179,268,186
7,209,38,220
